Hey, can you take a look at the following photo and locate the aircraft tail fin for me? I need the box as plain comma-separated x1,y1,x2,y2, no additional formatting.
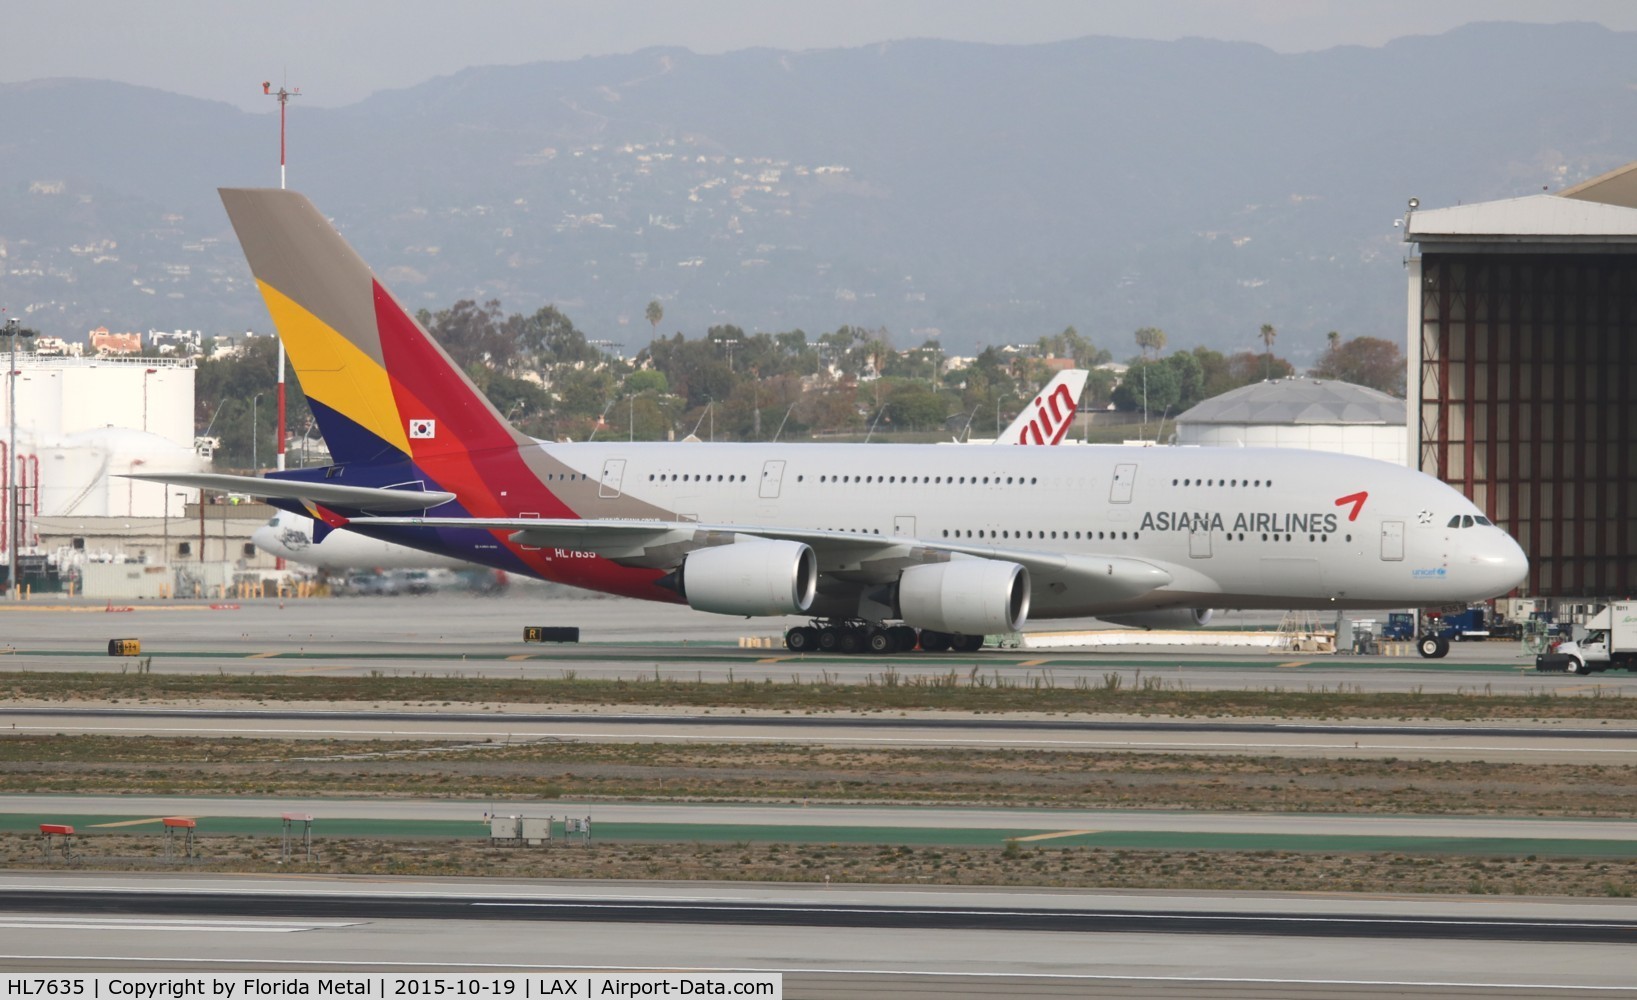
218,188,526,471
1001,369,1089,445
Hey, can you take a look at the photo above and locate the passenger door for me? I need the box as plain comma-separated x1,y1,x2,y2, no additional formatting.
759,460,786,499
598,459,626,499
1110,463,1137,504
1380,520,1404,561
1188,524,1212,559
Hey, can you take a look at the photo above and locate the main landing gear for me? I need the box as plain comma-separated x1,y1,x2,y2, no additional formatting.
784,620,985,654
1417,634,1450,659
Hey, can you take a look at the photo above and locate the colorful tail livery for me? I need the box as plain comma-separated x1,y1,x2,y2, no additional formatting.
219,188,527,473
209,188,660,595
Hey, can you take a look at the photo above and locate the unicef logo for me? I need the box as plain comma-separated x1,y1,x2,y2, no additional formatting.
1411,567,1448,578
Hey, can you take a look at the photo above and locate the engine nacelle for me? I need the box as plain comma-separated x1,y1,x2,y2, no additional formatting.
674,540,817,617
1098,608,1215,630
898,560,1030,635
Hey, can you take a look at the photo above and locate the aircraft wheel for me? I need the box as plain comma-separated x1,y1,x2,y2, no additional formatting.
786,627,819,652
888,625,919,651
866,629,896,654
919,630,953,653
837,627,866,654
1416,635,1441,659
1432,636,1450,658
817,627,841,652
953,633,986,653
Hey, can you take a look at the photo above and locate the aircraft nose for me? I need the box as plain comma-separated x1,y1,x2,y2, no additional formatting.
251,524,280,555
1472,531,1529,595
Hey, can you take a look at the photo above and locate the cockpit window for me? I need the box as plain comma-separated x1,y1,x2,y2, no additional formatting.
266,516,280,526
1447,514,1492,529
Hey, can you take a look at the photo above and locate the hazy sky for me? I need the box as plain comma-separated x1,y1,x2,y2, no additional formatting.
6,0,1636,110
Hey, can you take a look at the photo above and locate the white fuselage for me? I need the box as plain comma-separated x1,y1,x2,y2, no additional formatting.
356,439,1527,617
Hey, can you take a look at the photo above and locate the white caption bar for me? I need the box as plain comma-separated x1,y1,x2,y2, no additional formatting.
2,974,781,1000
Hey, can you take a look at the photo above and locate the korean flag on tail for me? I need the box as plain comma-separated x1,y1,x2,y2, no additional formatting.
409,419,436,439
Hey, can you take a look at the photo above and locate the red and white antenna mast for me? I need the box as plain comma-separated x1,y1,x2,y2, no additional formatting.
262,80,300,470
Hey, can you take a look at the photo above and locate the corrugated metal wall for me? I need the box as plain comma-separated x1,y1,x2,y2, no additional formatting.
1419,253,1637,597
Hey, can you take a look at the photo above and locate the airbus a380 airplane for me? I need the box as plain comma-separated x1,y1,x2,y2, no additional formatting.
137,189,1527,657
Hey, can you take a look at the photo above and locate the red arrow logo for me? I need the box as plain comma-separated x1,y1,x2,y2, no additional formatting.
1334,491,1368,522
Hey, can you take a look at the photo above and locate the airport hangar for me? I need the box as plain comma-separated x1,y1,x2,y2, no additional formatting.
1407,163,1637,601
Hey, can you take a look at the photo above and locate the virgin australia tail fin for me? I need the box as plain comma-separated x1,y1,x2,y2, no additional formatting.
218,188,527,470
1000,369,1089,445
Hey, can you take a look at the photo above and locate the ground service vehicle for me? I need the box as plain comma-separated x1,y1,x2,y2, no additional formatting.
1536,602,1637,674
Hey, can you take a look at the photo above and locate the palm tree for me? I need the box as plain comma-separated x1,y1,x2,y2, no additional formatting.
645,300,664,333
1259,323,1277,380
1327,330,1341,356
1134,326,1167,361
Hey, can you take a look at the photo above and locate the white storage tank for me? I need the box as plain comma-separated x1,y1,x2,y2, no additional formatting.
1174,378,1408,466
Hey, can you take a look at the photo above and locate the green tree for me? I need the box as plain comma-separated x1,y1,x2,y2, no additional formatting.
1309,335,1406,396
1162,349,1205,411
1134,326,1168,361
1228,349,1294,385
624,369,669,395
1111,358,1180,416
645,299,664,333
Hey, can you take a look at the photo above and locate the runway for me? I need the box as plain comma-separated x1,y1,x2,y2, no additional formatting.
0,874,1632,996
0,593,1606,695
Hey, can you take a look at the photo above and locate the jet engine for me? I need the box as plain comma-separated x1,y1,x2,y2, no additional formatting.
671,540,818,617
1098,608,1215,630
898,560,1030,635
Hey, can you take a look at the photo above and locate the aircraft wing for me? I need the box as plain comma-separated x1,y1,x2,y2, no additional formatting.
354,515,1173,604
122,472,455,512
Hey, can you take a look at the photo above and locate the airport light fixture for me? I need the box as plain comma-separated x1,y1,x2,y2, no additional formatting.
252,393,263,470
3,317,34,599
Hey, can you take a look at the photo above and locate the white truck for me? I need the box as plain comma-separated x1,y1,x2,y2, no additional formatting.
1536,602,1637,674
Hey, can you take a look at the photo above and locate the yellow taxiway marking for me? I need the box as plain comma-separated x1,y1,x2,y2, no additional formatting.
1011,829,1099,843
89,817,193,829
282,665,359,675
756,657,792,664
1278,661,1310,668
505,654,535,662
1018,659,1049,667
246,652,280,660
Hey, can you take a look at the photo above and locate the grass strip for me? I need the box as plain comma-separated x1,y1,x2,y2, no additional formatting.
5,833,1634,898
3,736,1634,816
0,671,1629,719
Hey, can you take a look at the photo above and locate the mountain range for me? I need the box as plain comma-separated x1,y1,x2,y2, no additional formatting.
2,21,1636,362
